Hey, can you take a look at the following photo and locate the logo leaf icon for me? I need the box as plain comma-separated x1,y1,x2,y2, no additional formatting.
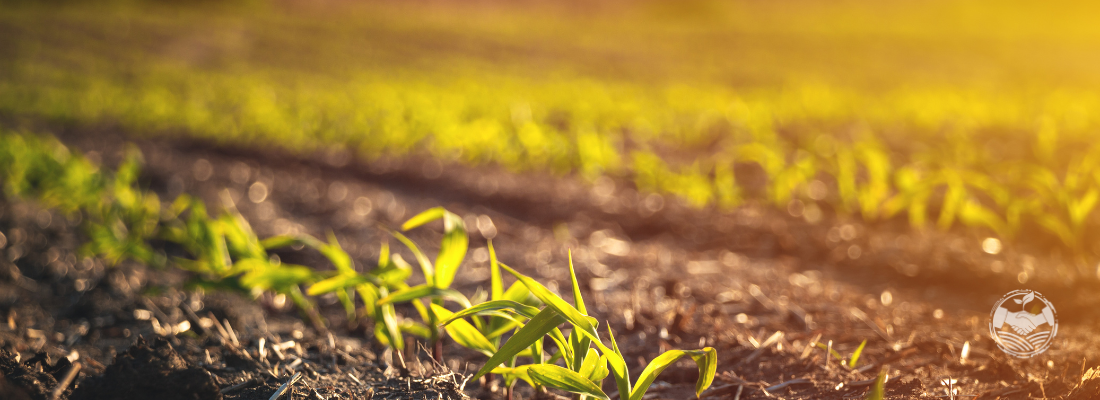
1021,292,1035,306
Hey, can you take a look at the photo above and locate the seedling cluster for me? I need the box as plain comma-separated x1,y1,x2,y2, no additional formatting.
0,131,718,399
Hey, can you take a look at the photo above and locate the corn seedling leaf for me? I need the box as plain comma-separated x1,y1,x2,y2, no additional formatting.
260,235,303,250
401,207,447,231
528,364,610,400
547,327,574,366
489,240,503,300
239,261,315,291
438,300,541,326
434,210,468,289
849,339,868,368
491,365,534,387
816,342,844,361
399,319,433,339
863,369,886,400
568,251,586,314
570,328,593,373
484,319,524,340
379,303,404,350
430,304,497,356
377,283,471,308
605,326,632,399
502,281,540,306
499,263,600,342
391,230,435,287
629,347,717,400
578,348,608,382
473,307,567,380
308,273,371,296
320,232,355,274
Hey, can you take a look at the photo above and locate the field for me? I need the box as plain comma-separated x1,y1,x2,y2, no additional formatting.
2,0,1100,399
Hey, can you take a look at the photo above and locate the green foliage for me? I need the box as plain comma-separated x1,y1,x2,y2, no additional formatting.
528,364,610,400
849,339,868,369
456,252,717,400
399,207,469,289
816,339,868,369
863,369,887,400
0,131,323,321
10,1,1100,254
0,131,720,397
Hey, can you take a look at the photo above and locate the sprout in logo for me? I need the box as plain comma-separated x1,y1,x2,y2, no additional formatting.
990,290,1058,358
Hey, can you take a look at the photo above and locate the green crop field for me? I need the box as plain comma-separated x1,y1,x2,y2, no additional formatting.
5,2,1100,398
5,0,1100,253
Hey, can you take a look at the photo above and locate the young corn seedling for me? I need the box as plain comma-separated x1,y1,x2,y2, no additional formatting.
863,369,887,400
162,193,323,330
446,252,717,400
366,207,473,361
815,339,867,369
435,241,543,399
81,146,163,267
301,213,475,354
305,237,418,351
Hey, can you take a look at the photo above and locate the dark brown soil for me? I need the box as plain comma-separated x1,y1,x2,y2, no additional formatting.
2,123,1100,399
70,337,222,400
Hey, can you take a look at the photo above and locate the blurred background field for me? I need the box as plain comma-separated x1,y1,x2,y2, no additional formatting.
5,0,1100,255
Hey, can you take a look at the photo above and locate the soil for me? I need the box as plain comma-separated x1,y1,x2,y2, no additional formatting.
1,124,1100,399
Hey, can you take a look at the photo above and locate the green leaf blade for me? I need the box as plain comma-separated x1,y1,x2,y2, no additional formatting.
434,211,468,289
430,304,497,356
437,300,541,326
402,207,446,231
629,347,717,400
472,307,567,380
528,364,610,400
849,339,868,368
500,263,599,341
377,284,471,308
307,273,371,296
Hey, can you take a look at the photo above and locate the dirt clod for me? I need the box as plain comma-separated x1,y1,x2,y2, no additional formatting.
1,351,59,400
70,337,222,400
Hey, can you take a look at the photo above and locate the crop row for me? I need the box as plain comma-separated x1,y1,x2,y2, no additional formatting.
0,130,739,399
6,56,1100,254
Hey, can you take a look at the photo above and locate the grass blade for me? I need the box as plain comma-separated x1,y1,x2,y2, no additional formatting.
528,364,610,400
401,207,446,231
489,240,503,300
434,211,468,288
430,304,497,356
259,235,301,250
849,339,868,368
320,231,354,274
499,263,599,341
605,326,632,400
379,302,403,350
570,328,593,373
816,342,845,361
491,365,534,387
578,348,607,381
568,251,586,314
547,327,574,366
390,230,435,287
473,307,567,380
437,300,540,326
376,284,471,308
628,348,717,400
566,251,594,372
863,369,887,400
307,273,370,296
502,281,539,306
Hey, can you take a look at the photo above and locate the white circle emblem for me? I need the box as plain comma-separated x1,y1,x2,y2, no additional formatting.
989,290,1057,358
